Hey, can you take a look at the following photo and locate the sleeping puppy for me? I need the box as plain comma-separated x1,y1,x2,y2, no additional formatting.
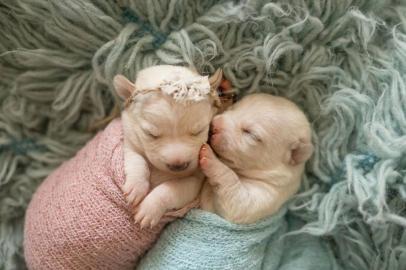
24,65,224,270
199,93,313,224
114,65,222,228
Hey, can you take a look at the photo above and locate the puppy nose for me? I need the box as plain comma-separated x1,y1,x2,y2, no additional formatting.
166,161,190,172
211,116,223,134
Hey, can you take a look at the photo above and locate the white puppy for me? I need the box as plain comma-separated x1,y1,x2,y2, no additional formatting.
199,93,313,224
113,65,221,228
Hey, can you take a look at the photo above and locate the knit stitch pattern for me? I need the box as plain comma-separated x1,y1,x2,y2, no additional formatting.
137,209,340,270
137,208,287,270
24,119,194,270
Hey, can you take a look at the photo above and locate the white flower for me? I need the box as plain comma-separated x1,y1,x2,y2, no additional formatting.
159,76,210,102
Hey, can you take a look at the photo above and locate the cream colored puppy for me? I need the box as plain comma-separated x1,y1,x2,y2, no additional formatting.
114,65,221,228
199,93,313,224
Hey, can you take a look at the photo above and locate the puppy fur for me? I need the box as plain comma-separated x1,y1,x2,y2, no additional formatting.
199,93,313,224
114,65,221,228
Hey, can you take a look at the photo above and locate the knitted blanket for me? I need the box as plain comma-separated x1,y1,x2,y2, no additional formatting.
24,119,195,270
137,209,339,270
138,208,286,270
1,0,406,270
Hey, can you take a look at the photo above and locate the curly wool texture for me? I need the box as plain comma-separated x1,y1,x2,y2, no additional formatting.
0,0,406,269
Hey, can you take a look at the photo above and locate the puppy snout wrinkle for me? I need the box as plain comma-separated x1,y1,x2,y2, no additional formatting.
166,162,190,171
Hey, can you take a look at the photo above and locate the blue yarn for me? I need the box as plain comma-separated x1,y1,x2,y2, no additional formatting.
0,138,46,155
356,153,379,173
329,152,379,184
121,7,167,49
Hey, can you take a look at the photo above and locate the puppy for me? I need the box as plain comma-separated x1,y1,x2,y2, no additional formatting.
114,65,221,228
199,93,313,224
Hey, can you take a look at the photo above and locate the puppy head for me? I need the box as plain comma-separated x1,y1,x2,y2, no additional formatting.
210,93,313,172
114,65,222,176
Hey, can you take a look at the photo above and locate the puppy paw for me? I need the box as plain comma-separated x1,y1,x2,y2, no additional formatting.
134,196,166,229
122,179,150,208
199,144,219,173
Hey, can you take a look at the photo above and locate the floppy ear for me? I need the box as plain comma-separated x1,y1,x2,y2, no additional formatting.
208,69,223,108
288,139,314,166
209,68,223,90
113,75,135,100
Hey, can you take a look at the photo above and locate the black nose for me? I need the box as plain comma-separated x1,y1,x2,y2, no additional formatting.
166,162,190,172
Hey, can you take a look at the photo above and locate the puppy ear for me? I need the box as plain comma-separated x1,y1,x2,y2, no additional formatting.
209,68,223,90
208,69,223,108
113,75,135,100
288,139,314,166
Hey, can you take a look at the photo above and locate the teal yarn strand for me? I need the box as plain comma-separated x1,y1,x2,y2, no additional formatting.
121,7,168,49
0,138,46,156
1,0,406,269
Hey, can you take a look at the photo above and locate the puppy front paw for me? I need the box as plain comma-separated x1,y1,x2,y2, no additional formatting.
122,179,150,208
199,144,216,169
199,144,222,175
134,196,166,229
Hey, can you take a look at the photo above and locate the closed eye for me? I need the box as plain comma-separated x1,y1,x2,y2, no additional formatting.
242,128,262,143
191,128,206,136
143,129,160,139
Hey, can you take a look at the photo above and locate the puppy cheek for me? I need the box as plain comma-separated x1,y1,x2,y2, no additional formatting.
211,132,234,155
199,133,209,145
190,145,203,166
227,134,244,154
144,143,166,169
188,158,199,171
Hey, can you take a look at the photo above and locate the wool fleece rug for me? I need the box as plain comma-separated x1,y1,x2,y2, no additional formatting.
0,0,405,269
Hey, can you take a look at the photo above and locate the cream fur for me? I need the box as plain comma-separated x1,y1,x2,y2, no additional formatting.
199,93,313,224
114,65,219,228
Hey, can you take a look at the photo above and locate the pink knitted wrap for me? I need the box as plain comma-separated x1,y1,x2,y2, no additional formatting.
24,119,195,270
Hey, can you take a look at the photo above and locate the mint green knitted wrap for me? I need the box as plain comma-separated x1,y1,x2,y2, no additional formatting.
137,208,287,270
1,0,405,269
137,209,339,270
